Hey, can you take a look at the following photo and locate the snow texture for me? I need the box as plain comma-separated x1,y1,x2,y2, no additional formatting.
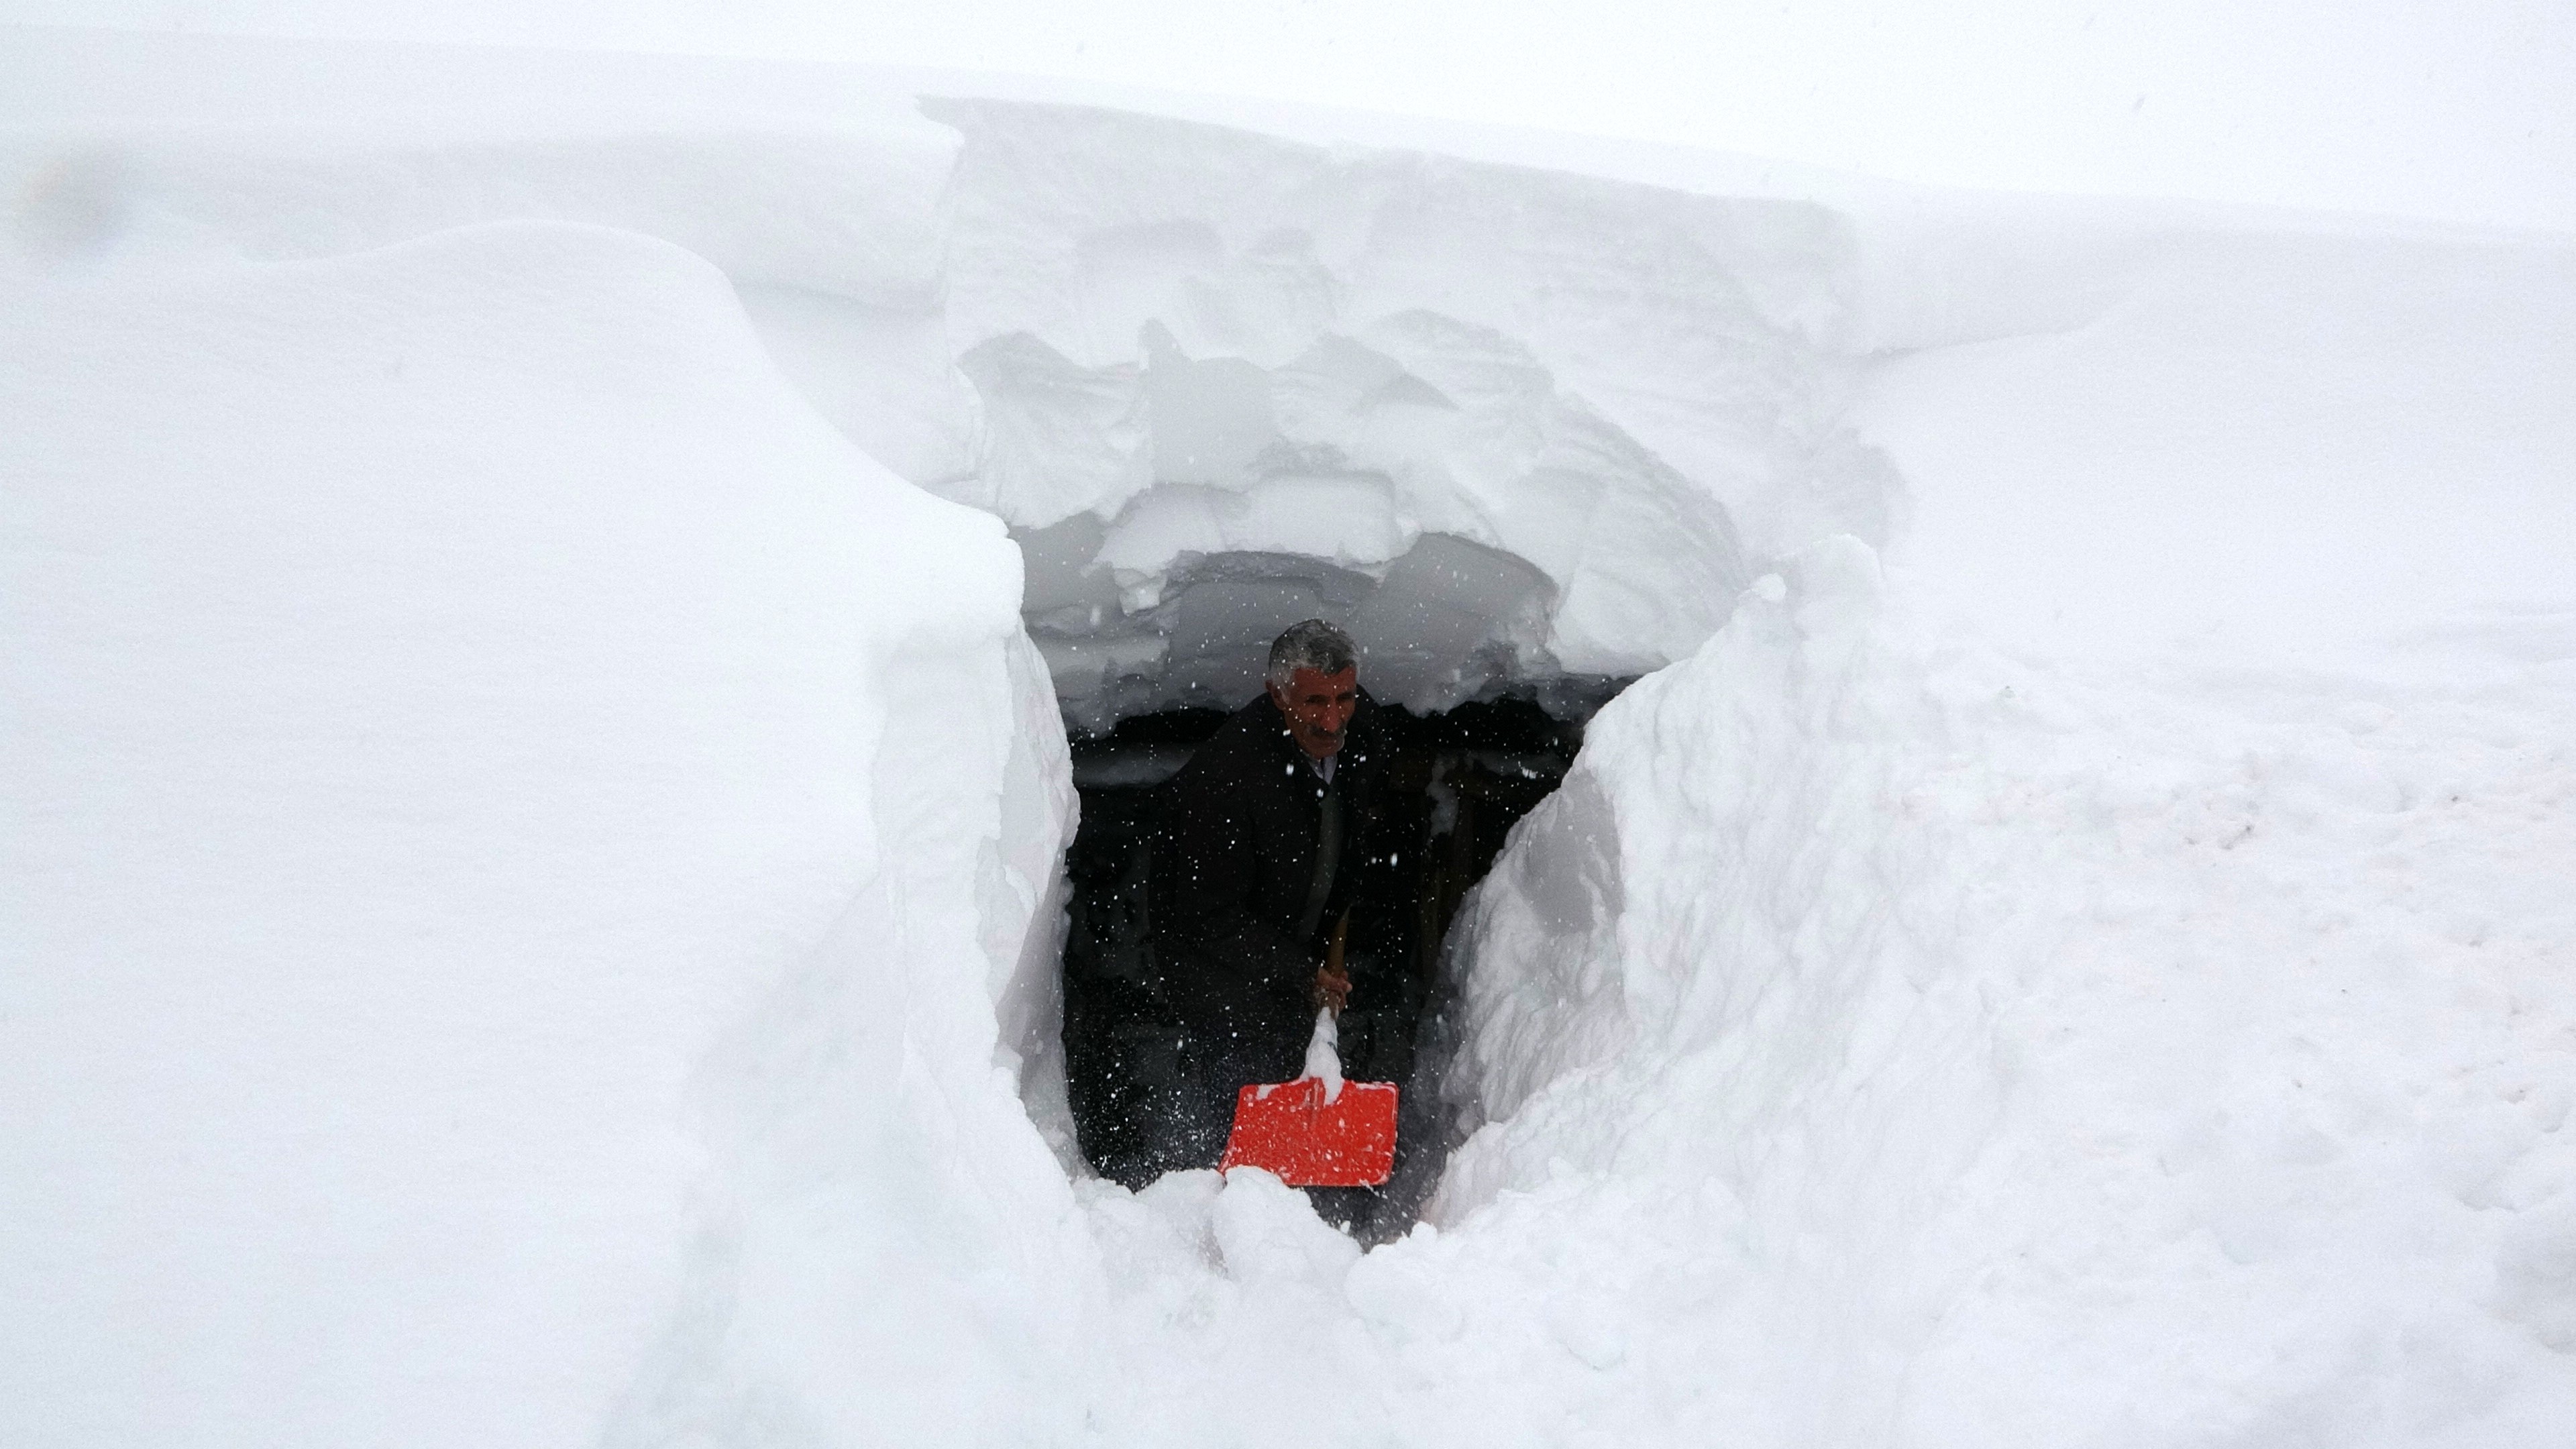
930,99,1876,722
5,28,2573,1449
1,48,1899,727
1440,541,2576,1444
1,216,1081,1446
1302,1008,1345,1100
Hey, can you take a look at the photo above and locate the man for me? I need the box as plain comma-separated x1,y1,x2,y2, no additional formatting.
1146,619,1401,1178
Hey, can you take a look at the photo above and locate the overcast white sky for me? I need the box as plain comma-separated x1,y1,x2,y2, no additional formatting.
8,1,2572,231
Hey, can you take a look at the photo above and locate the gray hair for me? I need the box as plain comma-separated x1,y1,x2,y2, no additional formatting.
1265,619,1356,690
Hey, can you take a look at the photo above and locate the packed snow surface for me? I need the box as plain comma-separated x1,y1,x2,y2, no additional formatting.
5,29,2573,1449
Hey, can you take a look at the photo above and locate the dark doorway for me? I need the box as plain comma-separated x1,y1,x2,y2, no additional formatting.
1057,692,1608,1231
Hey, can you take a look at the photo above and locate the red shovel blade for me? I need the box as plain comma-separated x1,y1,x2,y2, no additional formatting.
1218,1077,1399,1187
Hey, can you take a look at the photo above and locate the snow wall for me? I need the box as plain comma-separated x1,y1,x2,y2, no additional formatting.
1436,541,2575,1444
7,33,2574,1449
0,215,1089,1444
3,81,1899,729
926,100,1899,724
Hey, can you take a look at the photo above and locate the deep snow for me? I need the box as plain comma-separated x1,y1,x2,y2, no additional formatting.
5,27,2573,1449
1436,543,2576,1444
0,215,1084,1446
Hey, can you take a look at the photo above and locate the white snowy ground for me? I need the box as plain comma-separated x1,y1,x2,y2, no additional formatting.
5,28,2572,1449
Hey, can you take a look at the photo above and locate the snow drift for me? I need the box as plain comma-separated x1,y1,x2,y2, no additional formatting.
1438,544,2576,1444
930,100,1891,722
2,74,1898,728
0,218,1087,1447
6,28,2574,1449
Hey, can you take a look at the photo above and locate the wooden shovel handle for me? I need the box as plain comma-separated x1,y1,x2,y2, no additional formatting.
1317,913,1354,1018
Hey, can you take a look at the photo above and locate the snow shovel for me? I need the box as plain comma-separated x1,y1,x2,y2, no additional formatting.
1218,920,1398,1187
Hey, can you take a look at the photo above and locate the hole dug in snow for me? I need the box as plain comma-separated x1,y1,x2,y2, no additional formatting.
1061,704,1613,1234
1036,540,1631,1237
916,110,1898,1244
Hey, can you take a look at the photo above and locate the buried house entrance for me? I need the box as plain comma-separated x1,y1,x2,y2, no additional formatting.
1055,686,1613,1227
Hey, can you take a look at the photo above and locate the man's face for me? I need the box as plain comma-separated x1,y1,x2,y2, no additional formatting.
1269,665,1358,759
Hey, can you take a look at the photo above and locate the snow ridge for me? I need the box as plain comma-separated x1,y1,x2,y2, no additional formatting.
7,36,2574,1447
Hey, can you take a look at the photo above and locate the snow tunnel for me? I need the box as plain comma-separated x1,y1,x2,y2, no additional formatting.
1032,522,1644,1212
863,99,1902,1232
993,299,1769,1227
981,287,1771,1224
1051,640,1614,1222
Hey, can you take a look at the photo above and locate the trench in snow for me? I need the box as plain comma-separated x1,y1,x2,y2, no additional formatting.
1045,653,1628,1233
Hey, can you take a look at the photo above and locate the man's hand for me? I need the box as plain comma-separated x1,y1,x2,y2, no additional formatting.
1314,961,1352,1014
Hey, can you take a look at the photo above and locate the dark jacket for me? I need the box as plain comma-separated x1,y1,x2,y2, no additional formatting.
1149,692,1390,1060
